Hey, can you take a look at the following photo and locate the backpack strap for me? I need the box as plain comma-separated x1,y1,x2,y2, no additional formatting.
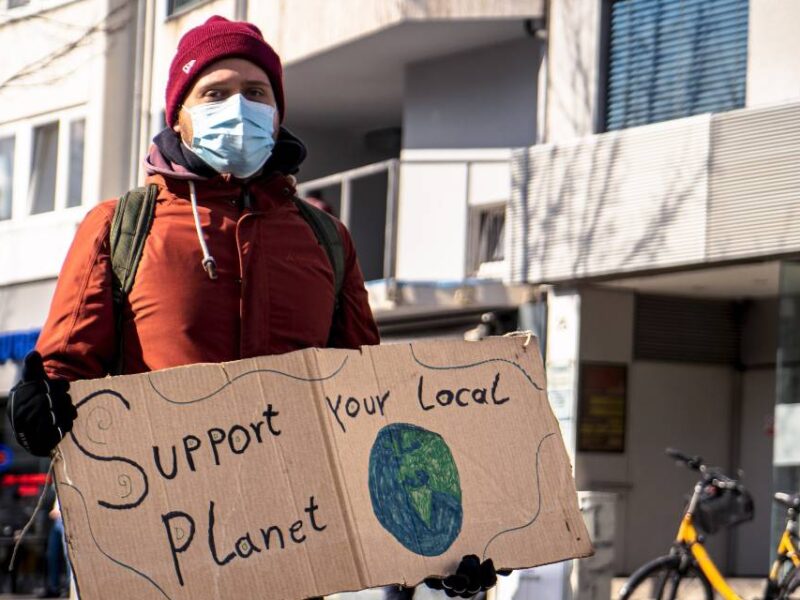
109,184,158,374
291,197,345,311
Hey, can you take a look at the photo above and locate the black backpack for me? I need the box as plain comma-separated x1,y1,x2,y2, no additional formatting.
108,183,345,374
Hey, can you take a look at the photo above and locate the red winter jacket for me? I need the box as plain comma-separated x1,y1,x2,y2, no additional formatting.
36,158,379,381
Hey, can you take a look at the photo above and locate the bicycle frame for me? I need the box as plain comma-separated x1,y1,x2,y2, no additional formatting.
675,482,800,600
768,527,800,584
675,512,741,600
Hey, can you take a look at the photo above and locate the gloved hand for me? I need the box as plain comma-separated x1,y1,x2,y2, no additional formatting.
424,555,511,598
7,351,77,457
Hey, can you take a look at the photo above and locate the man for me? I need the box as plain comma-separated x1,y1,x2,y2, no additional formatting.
8,16,500,598
9,15,379,450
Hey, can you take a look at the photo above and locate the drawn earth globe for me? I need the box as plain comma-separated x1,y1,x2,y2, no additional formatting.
368,423,463,556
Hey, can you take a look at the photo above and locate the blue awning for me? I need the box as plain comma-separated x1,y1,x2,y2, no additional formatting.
0,329,40,364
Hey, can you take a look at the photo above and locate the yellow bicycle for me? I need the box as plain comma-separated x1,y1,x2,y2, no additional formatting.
620,448,800,600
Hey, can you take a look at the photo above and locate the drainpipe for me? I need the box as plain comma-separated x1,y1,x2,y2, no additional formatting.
383,159,400,282
128,0,147,188
139,0,156,166
535,0,550,144
235,0,248,20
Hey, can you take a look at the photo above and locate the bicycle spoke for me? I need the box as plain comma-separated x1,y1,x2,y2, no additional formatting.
666,571,682,600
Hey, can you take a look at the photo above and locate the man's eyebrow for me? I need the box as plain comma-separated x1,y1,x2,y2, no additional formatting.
242,79,271,87
196,80,232,91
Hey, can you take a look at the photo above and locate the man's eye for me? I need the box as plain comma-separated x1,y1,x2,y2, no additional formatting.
203,90,223,99
246,88,265,97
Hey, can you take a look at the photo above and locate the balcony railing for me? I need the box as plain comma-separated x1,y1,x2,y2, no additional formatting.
298,159,400,283
299,151,514,286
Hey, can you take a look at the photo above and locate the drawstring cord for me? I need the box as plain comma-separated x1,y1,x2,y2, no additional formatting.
188,180,218,280
503,330,535,348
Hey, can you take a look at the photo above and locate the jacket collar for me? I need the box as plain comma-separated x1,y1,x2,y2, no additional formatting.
144,170,298,207
143,127,306,206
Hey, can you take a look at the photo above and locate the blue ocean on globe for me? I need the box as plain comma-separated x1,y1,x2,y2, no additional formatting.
368,423,463,556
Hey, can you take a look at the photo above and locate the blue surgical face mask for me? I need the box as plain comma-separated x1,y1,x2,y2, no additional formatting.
184,94,276,179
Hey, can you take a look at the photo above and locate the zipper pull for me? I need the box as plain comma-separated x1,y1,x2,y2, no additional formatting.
241,186,252,210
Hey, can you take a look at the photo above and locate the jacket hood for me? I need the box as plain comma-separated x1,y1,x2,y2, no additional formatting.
144,126,308,182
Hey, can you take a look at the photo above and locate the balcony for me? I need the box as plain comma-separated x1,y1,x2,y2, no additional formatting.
298,150,521,318
509,101,800,284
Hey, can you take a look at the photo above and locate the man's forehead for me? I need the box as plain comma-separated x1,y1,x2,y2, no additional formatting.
194,58,271,84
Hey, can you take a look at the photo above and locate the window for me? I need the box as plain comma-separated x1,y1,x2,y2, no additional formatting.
605,0,749,131
468,203,506,276
0,136,14,221
67,119,85,208
28,122,59,214
167,0,205,16
0,110,86,221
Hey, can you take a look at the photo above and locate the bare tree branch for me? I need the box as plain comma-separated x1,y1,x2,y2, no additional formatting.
0,2,130,91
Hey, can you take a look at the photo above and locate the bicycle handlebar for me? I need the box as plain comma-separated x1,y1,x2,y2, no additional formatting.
665,448,742,488
665,448,704,470
713,478,738,489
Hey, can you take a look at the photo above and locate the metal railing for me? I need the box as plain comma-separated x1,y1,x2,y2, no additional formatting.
298,158,400,281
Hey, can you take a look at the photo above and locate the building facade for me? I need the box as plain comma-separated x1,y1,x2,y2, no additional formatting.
1,0,797,585
508,0,798,577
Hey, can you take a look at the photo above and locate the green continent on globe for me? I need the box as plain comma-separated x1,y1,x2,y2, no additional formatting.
395,428,461,526
368,423,463,557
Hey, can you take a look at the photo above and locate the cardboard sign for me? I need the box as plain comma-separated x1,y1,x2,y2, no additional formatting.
53,337,592,600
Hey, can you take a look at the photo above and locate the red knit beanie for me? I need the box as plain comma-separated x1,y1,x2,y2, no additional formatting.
165,15,284,127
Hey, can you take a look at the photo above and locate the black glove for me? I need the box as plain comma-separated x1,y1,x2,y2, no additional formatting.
7,351,77,457
424,555,511,598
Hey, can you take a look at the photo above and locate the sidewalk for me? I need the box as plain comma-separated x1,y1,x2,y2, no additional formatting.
0,579,767,600
611,577,763,599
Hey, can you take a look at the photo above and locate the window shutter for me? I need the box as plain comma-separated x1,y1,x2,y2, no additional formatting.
606,0,749,131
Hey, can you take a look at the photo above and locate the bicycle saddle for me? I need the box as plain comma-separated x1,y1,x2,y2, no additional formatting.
773,492,800,510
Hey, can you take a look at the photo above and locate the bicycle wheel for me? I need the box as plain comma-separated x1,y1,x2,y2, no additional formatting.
778,566,800,600
619,555,713,600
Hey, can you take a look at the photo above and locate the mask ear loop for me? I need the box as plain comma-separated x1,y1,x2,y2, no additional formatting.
188,180,218,280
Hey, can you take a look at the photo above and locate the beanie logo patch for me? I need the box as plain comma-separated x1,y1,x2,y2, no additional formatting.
181,59,196,74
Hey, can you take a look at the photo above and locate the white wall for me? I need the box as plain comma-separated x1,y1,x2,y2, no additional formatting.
747,0,800,108
403,37,540,149
544,0,603,143
395,161,468,280
394,149,511,282
0,0,104,124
